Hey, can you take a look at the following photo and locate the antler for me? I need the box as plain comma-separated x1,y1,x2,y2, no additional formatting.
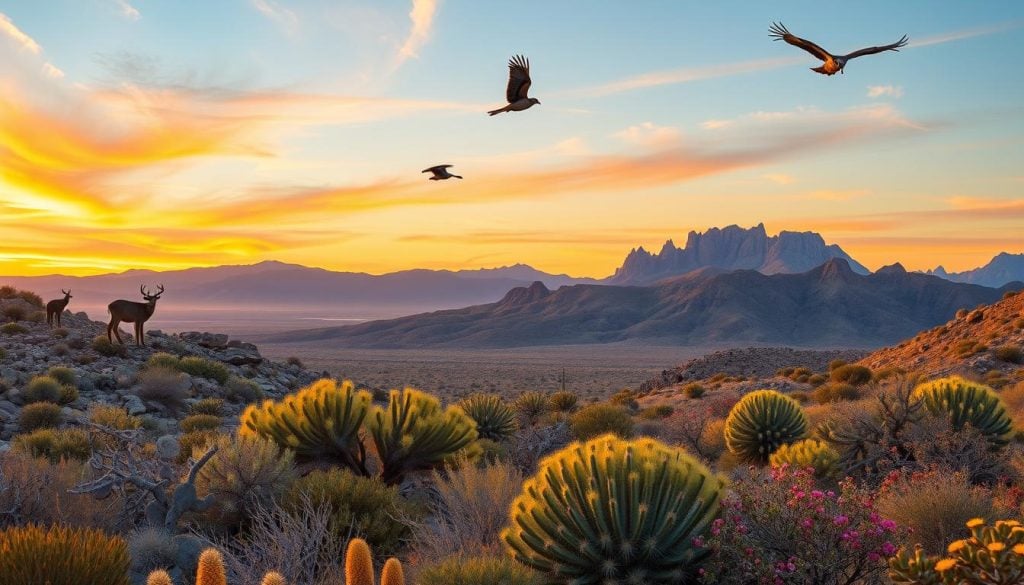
140,284,149,296
61,288,70,295
156,283,165,295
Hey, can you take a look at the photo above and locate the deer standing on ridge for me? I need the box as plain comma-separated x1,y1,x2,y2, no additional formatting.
46,289,72,328
107,284,164,346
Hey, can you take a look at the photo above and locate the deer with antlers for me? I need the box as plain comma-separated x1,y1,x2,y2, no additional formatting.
45,289,72,328
107,284,164,346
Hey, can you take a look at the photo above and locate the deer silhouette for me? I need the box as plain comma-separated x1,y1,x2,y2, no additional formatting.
45,289,72,327
107,284,164,346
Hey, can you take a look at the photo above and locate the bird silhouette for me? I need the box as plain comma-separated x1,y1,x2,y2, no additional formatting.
769,22,908,76
488,55,540,115
422,164,463,180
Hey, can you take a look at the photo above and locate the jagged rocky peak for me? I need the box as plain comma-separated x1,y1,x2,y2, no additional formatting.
498,280,551,306
876,263,907,275
817,257,856,280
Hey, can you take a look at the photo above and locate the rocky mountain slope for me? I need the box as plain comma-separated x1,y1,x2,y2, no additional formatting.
926,252,1024,288
262,259,1017,349
607,223,869,285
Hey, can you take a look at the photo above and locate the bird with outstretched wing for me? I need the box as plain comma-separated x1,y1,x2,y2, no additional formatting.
488,54,541,115
422,164,462,180
769,22,908,75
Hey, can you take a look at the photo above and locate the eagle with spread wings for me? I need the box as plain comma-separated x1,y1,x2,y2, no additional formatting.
770,22,908,76
488,54,541,116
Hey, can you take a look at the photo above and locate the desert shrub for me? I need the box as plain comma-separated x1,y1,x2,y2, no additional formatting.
191,397,225,416
412,458,523,563
503,435,724,585
905,416,1013,486
608,388,639,410
22,375,62,404
0,524,129,585
3,305,27,321
874,366,906,382
914,376,1014,445
703,466,900,585
889,519,1024,585
223,375,263,403
954,339,987,357
145,352,181,370
638,404,674,419
569,403,634,440
177,430,217,464
994,344,1023,364
548,390,579,413
513,391,549,425
877,468,1006,555
0,455,120,531
813,382,862,404
44,366,75,387
18,402,63,431
285,356,303,368
283,469,414,556
196,434,297,532
458,393,518,441
807,373,828,386
724,389,808,463
127,527,177,575
88,405,142,430
26,311,44,324
91,335,127,357
683,382,705,398
830,364,873,386
136,366,191,413
51,327,69,339
1,322,28,335
12,428,91,463
768,438,840,479
180,414,221,433
178,356,230,385
828,359,848,371
417,555,541,585
14,290,42,307
58,383,78,404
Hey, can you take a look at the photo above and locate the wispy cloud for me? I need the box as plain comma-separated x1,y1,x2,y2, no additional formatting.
614,122,682,149
41,62,64,78
0,12,41,54
806,189,871,202
867,85,903,99
251,0,298,34
763,173,795,185
395,0,439,67
113,0,141,20
909,20,1023,48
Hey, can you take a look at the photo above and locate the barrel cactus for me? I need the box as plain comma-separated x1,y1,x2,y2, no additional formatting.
196,548,227,585
239,379,372,471
769,438,840,479
368,388,479,485
381,558,405,585
502,434,725,584
459,393,518,441
913,376,1013,445
345,538,375,585
724,389,808,463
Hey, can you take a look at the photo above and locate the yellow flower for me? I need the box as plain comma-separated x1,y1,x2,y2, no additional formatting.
988,542,1006,552
935,558,958,572
1013,544,1024,555
947,540,968,554
966,518,985,529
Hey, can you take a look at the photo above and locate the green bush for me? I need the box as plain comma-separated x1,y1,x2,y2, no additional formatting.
724,389,808,463
18,402,63,431
994,345,1023,364
813,382,861,404
91,335,126,357
180,414,221,433
913,376,1014,445
12,428,92,463
0,524,129,585
58,384,78,404
609,388,639,410
145,352,181,370
283,468,414,556
190,398,225,417
416,555,541,585
223,375,263,403
828,359,848,371
88,405,142,430
639,404,674,419
768,438,839,479
458,393,517,441
830,364,873,386
1,323,28,335
683,382,705,398
22,376,62,404
44,366,75,387
178,357,230,385
569,403,634,440
807,373,827,386
548,390,579,413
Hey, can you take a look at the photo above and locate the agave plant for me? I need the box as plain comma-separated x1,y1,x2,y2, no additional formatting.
458,393,518,441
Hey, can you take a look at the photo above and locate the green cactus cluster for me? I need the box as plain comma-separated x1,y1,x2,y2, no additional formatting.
502,434,725,584
768,438,840,479
458,393,518,441
0,524,130,585
889,518,1024,585
913,376,1014,445
724,389,808,463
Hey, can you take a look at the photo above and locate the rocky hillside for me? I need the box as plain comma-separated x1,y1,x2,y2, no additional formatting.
607,223,869,285
860,289,1024,380
0,294,323,452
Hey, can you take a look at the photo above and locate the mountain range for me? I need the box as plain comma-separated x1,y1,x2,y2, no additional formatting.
924,252,1024,289
259,259,1020,348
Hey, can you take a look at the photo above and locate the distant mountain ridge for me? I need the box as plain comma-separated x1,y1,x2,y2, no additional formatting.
261,258,1019,349
607,223,869,285
926,252,1024,288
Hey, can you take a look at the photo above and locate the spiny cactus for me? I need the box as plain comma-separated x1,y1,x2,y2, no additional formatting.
240,379,372,472
368,388,479,485
146,570,174,585
0,524,130,585
458,393,518,441
889,518,1024,584
913,376,1014,445
769,438,840,479
196,548,227,585
260,572,287,585
380,558,405,585
502,434,726,584
345,538,376,585
724,389,808,463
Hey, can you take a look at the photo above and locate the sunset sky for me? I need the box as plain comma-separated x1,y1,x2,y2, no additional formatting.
1,1,1022,278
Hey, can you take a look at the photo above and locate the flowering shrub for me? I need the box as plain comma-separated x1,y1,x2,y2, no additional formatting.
702,465,900,585
888,518,1024,585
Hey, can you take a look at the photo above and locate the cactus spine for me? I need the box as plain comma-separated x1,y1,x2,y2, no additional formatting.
196,548,227,585
146,570,174,585
724,389,808,462
913,376,1014,444
769,438,840,479
345,538,376,585
260,572,287,585
502,434,725,584
458,393,518,441
380,558,405,585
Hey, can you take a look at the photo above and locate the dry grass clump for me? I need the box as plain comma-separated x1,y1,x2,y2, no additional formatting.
568,403,634,440
135,366,191,413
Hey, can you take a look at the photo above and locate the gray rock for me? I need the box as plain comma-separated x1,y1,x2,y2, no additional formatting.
124,395,147,416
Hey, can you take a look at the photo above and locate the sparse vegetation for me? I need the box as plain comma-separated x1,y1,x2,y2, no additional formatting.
994,344,1023,364
18,402,63,431
569,403,634,440
23,375,63,404
91,335,126,357
178,356,231,385
223,375,264,403
12,428,92,463
683,382,705,398
1,322,28,335
830,363,873,385
0,524,130,585
135,366,191,413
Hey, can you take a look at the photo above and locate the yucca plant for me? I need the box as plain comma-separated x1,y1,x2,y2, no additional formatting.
502,434,725,584
0,524,130,585
889,518,1024,584
548,390,579,413
913,376,1014,445
368,388,479,485
724,389,808,463
769,438,840,479
514,391,549,425
459,393,518,441
239,379,372,473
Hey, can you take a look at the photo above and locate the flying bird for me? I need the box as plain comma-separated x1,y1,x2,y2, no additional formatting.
422,164,462,180
769,22,908,76
488,54,540,116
